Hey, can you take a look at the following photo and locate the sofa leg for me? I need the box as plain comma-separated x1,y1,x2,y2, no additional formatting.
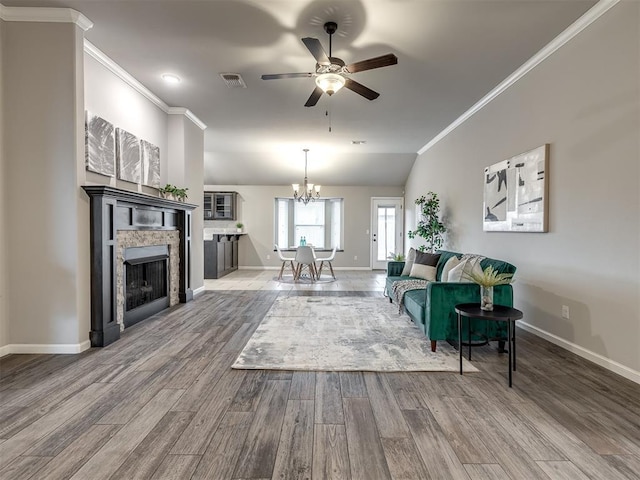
389,297,392,303
431,340,437,352
498,340,506,353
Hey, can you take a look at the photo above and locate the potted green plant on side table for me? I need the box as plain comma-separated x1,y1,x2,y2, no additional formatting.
466,265,514,311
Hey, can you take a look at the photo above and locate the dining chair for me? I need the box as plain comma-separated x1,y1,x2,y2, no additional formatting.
275,244,296,280
294,245,317,281
316,245,337,279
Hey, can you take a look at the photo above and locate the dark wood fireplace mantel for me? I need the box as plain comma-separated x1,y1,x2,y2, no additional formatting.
83,186,197,347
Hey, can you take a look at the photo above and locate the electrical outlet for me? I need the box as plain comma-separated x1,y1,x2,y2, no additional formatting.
562,305,570,319
266,254,271,260
354,255,358,261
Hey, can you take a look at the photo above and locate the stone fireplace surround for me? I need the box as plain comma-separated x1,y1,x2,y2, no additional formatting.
117,230,180,330
83,186,196,347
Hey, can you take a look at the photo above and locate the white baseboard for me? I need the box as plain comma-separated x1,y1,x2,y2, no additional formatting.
0,340,92,357
193,286,206,296
518,321,640,385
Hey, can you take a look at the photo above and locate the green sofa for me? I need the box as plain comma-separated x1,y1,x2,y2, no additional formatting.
386,250,516,352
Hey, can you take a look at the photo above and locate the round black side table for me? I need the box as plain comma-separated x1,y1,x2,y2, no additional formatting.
454,303,524,387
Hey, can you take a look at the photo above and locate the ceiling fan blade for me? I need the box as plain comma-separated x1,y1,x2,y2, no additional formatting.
301,37,331,66
344,78,379,101
304,87,324,107
346,53,398,73
261,72,314,80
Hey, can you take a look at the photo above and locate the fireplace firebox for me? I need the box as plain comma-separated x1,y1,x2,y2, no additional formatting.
124,245,170,327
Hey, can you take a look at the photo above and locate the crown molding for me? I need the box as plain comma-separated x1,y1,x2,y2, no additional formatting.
0,4,93,31
84,40,168,111
168,107,207,130
84,41,207,130
417,0,620,156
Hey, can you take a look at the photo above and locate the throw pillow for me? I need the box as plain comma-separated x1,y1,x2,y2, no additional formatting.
409,251,441,281
401,248,416,276
440,255,461,282
447,255,485,282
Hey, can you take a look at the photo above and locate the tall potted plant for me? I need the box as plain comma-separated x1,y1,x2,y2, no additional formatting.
408,192,446,253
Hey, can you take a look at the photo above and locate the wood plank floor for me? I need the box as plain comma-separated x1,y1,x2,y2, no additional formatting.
1,288,639,479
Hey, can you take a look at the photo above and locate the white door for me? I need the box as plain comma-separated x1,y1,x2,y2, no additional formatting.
371,198,404,270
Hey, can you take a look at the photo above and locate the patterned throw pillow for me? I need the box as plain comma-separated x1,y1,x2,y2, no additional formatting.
401,248,416,276
440,255,461,282
447,254,485,282
409,251,441,281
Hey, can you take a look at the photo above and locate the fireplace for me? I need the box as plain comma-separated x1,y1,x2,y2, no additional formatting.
123,245,170,327
83,186,196,347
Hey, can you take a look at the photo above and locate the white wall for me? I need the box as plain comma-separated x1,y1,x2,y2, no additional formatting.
168,114,205,290
184,118,204,290
4,21,86,347
0,18,7,351
84,53,168,193
405,3,640,376
204,184,404,268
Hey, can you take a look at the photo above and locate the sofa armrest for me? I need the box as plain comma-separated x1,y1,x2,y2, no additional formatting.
387,261,405,276
425,282,513,341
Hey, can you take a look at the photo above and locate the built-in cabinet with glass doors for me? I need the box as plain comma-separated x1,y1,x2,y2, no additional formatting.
203,191,237,220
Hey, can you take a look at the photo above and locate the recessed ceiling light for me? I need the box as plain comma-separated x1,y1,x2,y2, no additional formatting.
351,140,366,145
161,73,181,84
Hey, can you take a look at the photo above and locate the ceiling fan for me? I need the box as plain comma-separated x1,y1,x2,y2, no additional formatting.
261,21,398,107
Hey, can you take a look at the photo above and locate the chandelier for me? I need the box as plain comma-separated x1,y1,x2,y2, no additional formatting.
292,149,321,205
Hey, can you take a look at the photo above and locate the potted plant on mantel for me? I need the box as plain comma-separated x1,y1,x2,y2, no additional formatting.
158,184,189,202
408,192,446,252
235,222,244,233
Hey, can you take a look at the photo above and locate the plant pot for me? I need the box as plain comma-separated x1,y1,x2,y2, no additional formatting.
481,285,494,311
236,228,243,233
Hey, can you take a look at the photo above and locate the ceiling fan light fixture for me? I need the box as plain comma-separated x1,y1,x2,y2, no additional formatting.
315,73,345,96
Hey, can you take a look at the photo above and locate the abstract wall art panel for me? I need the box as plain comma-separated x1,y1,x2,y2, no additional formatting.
483,144,549,232
140,140,161,188
116,128,141,184
85,111,115,177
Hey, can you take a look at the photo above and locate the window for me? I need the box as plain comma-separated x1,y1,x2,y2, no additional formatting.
294,201,325,248
377,206,396,261
275,198,343,249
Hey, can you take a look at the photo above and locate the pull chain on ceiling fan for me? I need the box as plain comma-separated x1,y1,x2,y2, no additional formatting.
261,22,398,107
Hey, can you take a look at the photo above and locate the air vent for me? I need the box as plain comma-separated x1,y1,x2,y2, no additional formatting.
219,73,247,88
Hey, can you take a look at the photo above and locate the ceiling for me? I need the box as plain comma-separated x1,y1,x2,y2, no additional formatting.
5,0,597,186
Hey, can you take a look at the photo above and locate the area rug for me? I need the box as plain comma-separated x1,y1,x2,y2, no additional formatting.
232,296,478,372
